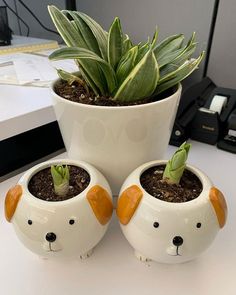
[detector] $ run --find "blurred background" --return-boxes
[0,0,235,89]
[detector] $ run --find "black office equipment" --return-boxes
[0,6,11,45]
[170,77,216,146]
[0,122,65,182]
[217,108,236,153]
[190,87,236,145]
[170,76,236,151]
[190,108,220,145]
[65,0,77,10]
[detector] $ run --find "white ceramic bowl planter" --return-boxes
[116,160,227,264]
[5,159,113,259]
[51,83,181,195]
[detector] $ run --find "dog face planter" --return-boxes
[5,159,113,259]
[117,160,227,264]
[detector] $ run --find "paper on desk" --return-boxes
[14,53,78,85]
[0,55,18,85]
[0,52,78,86]
[0,62,18,85]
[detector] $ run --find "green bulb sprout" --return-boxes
[51,165,70,196]
[163,142,191,184]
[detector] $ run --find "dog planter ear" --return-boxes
[5,185,22,222]
[116,185,143,225]
[209,187,227,228]
[86,185,113,225]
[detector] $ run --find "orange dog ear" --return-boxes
[209,187,227,228]
[116,185,143,225]
[5,185,23,222]
[86,185,113,225]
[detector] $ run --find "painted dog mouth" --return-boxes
[46,242,62,253]
[168,246,182,256]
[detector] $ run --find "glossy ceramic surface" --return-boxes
[51,82,182,195]
[5,159,113,259]
[117,160,227,264]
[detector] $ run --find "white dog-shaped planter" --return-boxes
[117,161,227,264]
[5,159,113,259]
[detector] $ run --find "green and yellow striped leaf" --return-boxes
[76,12,108,61]
[151,27,159,49]
[56,69,89,93]
[154,52,204,95]
[108,17,123,70]
[160,32,197,75]
[136,42,150,64]
[123,34,133,54]
[116,46,138,84]
[49,47,117,94]
[48,6,85,47]
[154,34,184,61]
[114,49,159,101]
[62,10,101,56]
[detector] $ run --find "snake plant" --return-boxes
[48,5,204,102]
[163,142,191,184]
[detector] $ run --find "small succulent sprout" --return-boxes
[163,142,191,184]
[51,165,70,196]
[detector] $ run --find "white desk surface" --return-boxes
[0,47,77,141]
[0,84,55,141]
[0,141,235,295]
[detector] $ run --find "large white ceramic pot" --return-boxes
[5,159,113,259]
[116,160,227,264]
[51,81,182,195]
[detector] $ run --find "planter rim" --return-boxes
[51,78,182,110]
[18,159,98,207]
[126,160,213,208]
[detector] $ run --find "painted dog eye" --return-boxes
[28,220,33,225]
[153,222,159,228]
[196,222,202,228]
[69,219,75,225]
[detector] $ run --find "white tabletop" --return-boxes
[0,47,77,141]
[0,142,235,295]
[0,84,55,140]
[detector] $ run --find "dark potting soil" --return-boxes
[140,165,203,203]
[54,80,176,107]
[28,165,90,201]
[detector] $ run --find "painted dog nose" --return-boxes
[45,232,57,243]
[173,236,183,246]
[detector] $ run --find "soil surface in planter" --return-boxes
[54,80,176,107]
[140,165,203,203]
[28,165,90,201]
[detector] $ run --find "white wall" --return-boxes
[77,0,212,47]
[207,0,236,88]
[0,0,64,42]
